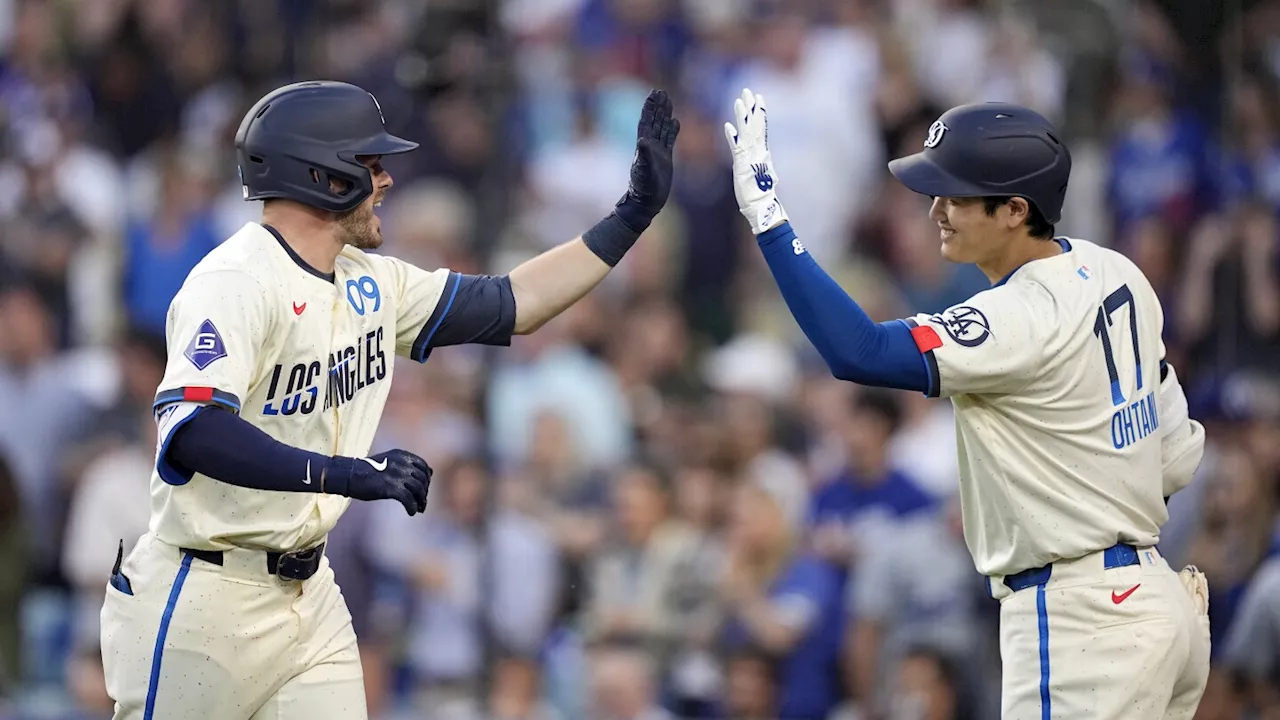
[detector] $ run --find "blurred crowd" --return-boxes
[0,0,1279,718]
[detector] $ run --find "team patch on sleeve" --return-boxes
[930,305,991,347]
[184,319,228,370]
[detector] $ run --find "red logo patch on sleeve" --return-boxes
[183,386,215,403]
[910,324,943,353]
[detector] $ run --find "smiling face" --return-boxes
[334,155,391,250]
[928,195,1028,266]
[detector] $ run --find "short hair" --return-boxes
[902,644,960,688]
[122,324,168,367]
[983,197,1055,240]
[851,388,904,435]
[724,644,782,687]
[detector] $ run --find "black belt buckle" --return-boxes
[273,543,324,581]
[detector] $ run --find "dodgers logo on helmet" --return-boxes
[924,120,948,148]
[931,305,990,347]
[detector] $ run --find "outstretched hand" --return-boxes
[724,87,788,234]
[616,89,681,231]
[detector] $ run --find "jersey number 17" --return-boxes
[1093,284,1143,407]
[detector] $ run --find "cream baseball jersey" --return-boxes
[904,238,1205,576]
[150,222,455,552]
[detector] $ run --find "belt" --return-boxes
[180,543,326,581]
[1002,542,1140,593]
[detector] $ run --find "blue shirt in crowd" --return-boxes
[123,212,221,334]
[809,468,936,533]
[722,554,844,720]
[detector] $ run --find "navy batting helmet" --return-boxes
[235,81,418,214]
[887,103,1071,224]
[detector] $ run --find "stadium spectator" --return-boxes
[0,452,22,701]
[887,645,975,720]
[718,479,843,720]
[584,463,701,666]
[720,647,778,720]
[486,654,563,720]
[586,643,674,720]
[843,497,992,718]
[807,389,935,576]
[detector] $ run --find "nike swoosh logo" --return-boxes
[1112,584,1141,604]
[303,459,312,484]
[360,457,388,472]
[293,302,306,315]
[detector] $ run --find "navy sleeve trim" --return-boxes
[411,271,462,361]
[410,272,516,362]
[1160,358,1169,382]
[901,319,941,398]
[153,387,242,413]
[156,406,208,486]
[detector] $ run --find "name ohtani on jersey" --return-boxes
[262,328,387,416]
[1111,390,1159,450]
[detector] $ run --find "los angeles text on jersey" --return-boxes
[261,328,387,416]
[1111,390,1159,450]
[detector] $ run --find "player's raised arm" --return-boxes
[724,89,1058,397]
[722,88,930,392]
[387,90,680,360]
[506,89,678,332]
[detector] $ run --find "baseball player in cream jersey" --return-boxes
[100,81,680,719]
[724,89,1211,718]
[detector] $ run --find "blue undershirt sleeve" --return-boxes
[755,222,929,393]
[165,406,333,492]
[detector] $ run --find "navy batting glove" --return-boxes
[617,88,680,230]
[323,449,432,516]
[584,89,681,266]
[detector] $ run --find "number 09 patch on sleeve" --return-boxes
[184,319,228,370]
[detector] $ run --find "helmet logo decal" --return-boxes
[369,93,385,125]
[924,120,948,149]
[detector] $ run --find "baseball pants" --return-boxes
[101,532,367,719]
[988,544,1210,720]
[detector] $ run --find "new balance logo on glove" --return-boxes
[725,89,789,234]
[752,163,774,191]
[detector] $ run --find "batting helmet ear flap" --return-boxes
[307,166,361,203]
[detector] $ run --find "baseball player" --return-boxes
[99,80,679,720]
[724,88,1211,719]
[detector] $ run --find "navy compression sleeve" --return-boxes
[165,406,336,492]
[756,222,929,392]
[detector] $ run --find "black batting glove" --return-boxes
[615,88,681,232]
[323,449,432,516]
[583,89,682,266]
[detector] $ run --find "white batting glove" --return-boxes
[724,87,789,235]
